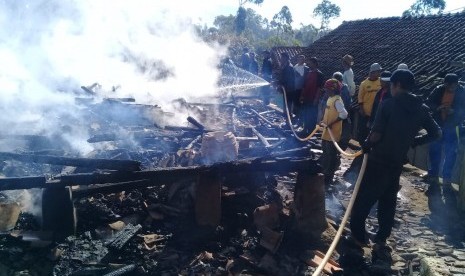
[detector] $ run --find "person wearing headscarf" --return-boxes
[320,78,348,187]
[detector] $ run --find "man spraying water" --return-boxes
[346,69,441,269]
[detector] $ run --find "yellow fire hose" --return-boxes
[280,86,368,275]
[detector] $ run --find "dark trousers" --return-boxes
[350,159,402,244]
[340,119,352,151]
[428,126,458,180]
[261,84,271,105]
[285,90,301,116]
[357,115,370,142]
[300,103,318,133]
[322,140,340,185]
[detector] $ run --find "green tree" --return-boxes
[238,0,264,5]
[313,0,341,30]
[235,0,264,34]
[271,6,293,38]
[402,0,446,16]
[294,24,318,46]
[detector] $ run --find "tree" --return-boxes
[313,0,341,30]
[235,0,264,34]
[294,24,318,46]
[238,0,264,5]
[402,0,446,17]
[271,6,293,38]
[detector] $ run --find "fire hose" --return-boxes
[280,86,368,275]
[281,86,321,141]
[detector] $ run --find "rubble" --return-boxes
[0,95,463,276]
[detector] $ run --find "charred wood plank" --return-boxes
[185,135,202,150]
[72,179,153,198]
[0,152,141,171]
[102,264,137,276]
[249,108,276,127]
[164,125,204,133]
[187,116,205,131]
[87,129,185,143]
[106,224,142,250]
[80,86,96,95]
[105,97,136,103]
[0,176,47,191]
[251,127,271,148]
[0,157,321,190]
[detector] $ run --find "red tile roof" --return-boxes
[272,13,465,95]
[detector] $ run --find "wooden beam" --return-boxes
[0,152,141,171]
[0,157,321,191]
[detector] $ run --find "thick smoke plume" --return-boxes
[0,0,226,154]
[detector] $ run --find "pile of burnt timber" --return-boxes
[0,98,333,275]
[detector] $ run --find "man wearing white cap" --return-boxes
[397,63,409,70]
[357,63,382,141]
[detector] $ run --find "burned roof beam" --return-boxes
[0,152,141,172]
[0,156,321,191]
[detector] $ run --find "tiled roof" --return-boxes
[272,13,465,95]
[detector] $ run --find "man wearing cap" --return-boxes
[397,63,409,70]
[425,73,465,195]
[342,55,356,96]
[369,71,392,127]
[357,63,382,141]
[347,70,441,266]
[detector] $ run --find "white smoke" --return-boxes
[0,0,226,154]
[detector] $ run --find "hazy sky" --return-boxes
[196,0,465,28]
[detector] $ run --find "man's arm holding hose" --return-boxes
[361,101,387,152]
[321,99,348,127]
[412,104,442,147]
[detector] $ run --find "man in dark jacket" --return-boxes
[249,52,259,75]
[300,57,324,134]
[425,73,465,194]
[348,70,441,266]
[279,52,296,115]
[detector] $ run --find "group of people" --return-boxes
[276,52,465,268]
[278,53,356,186]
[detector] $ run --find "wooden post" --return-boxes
[195,172,221,227]
[294,172,330,243]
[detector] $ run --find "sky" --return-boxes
[195,0,465,29]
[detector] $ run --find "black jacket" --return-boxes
[369,88,392,127]
[425,84,465,128]
[370,93,441,166]
[294,65,310,90]
[261,58,273,81]
[279,63,295,93]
